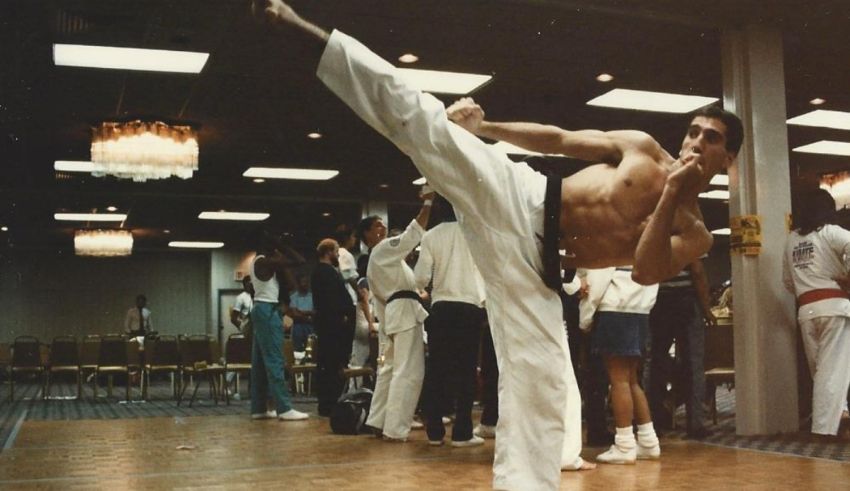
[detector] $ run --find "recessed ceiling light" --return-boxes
[53,44,209,73]
[712,228,731,236]
[398,53,419,64]
[596,73,614,82]
[106,206,118,212]
[412,177,427,185]
[198,211,269,221]
[698,190,730,200]
[0,226,7,232]
[379,184,389,189]
[164,229,171,234]
[787,110,850,130]
[709,174,729,186]
[307,132,322,139]
[587,89,718,113]
[809,98,826,106]
[169,241,224,249]
[397,68,492,95]
[54,213,127,222]
[243,167,339,180]
[322,212,331,217]
[793,140,850,156]
[253,178,266,183]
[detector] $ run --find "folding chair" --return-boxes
[45,335,81,399]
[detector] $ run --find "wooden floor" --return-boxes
[0,415,848,490]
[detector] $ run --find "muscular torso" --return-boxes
[559,146,701,269]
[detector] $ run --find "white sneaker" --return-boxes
[279,409,309,421]
[451,435,485,448]
[410,420,424,430]
[473,424,496,439]
[596,444,636,464]
[251,410,277,420]
[441,416,452,424]
[637,443,660,460]
[428,439,444,446]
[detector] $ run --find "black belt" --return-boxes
[387,290,426,308]
[542,176,574,290]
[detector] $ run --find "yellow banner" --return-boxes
[730,214,762,255]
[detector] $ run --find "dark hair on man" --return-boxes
[334,224,354,245]
[794,188,836,235]
[136,294,146,303]
[356,215,382,242]
[692,105,744,155]
[255,229,285,256]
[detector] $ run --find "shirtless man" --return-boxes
[253,2,742,489]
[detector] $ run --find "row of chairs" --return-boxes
[1,334,252,406]
[1,333,374,404]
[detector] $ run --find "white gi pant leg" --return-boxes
[560,330,585,470]
[366,326,391,430]
[800,316,850,435]
[366,324,425,439]
[318,31,571,490]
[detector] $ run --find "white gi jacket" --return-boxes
[367,219,429,335]
[414,221,486,307]
[783,224,850,320]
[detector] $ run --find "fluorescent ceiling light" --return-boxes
[698,190,730,200]
[712,228,731,236]
[587,89,718,113]
[397,68,491,95]
[793,140,850,156]
[243,167,338,180]
[412,177,427,185]
[169,241,224,249]
[55,213,127,222]
[198,211,269,221]
[53,44,209,73]
[787,110,850,130]
[710,174,729,186]
[55,160,95,172]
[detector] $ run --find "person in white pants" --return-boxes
[255,2,742,488]
[359,197,432,441]
[783,189,850,439]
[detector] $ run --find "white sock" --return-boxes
[636,422,658,447]
[614,426,636,449]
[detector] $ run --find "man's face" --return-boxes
[364,219,387,247]
[680,116,735,183]
[298,276,308,292]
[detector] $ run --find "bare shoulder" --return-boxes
[606,130,664,155]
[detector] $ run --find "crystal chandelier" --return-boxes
[74,229,134,257]
[90,120,199,182]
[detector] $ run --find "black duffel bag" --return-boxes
[330,387,373,435]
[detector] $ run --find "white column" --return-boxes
[721,25,798,434]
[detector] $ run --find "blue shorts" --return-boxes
[591,311,649,357]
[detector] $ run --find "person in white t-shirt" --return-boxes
[783,189,850,439]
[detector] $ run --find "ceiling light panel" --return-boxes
[793,140,850,156]
[787,110,850,130]
[698,190,730,200]
[243,167,339,180]
[53,44,209,73]
[396,68,492,95]
[710,174,729,186]
[198,211,269,221]
[587,89,718,113]
[55,213,127,222]
[169,241,224,249]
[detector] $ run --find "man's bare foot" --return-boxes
[561,458,597,471]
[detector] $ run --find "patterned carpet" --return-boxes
[1,379,848,462]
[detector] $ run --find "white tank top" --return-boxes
[251,255,280,303]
